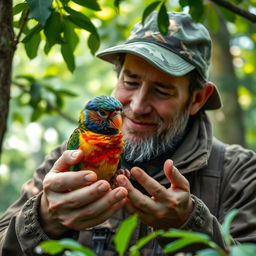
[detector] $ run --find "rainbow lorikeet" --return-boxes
[67,96,124,181]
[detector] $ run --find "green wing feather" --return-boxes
[67,128,81,171]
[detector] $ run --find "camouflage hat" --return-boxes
[96,11,222,110]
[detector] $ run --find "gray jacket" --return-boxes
[1,112,256,255]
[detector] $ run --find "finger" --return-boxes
[117,174,158,212]
[47,180,112,210]
[52,150,84,172]
[164,159,190,191]
[60,187,128,229]
[43,170,97,192]
[130,167,169,200]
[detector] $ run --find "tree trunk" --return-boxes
[209,18,246,146]
[0,0,15,160]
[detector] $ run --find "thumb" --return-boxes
[164,159,190,191]
[52,150,84,172]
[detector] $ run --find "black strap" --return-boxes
[92,228,110,255]
[197,138,226,217]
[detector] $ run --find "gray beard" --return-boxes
[123,108,190,163]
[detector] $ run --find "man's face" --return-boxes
[112,54,192,162]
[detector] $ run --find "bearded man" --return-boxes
[1,11,256,256]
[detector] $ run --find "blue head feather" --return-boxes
[82,96,123,135]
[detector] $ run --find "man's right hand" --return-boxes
[40,150,128,239]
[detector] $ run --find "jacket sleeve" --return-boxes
[0,143,66,256]
[157,144,256,254]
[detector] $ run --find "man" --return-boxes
[1,11,256,255]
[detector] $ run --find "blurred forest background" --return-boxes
[0,0,256,214]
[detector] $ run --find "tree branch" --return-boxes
[14,8,30,49]
[13,81,77,124]
[210,0,256,22]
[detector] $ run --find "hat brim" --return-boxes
[96,41,222,110]
[96,41,195,77]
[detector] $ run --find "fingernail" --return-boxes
[98,182,109,192]
[118,176,126,186]
[115,190,125,200]
[84,173,95,182]
[132,168,141,177]
[71,150,79,159]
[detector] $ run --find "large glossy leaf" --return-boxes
[24,29,41,59]
[157,3,169,35]
[114,214,138,256]
[71,0,101,11]
[65,6,98,34]
[61,42,75,72]
[44,11,63,51]
[13,2,28,15]
[196,248,221,256]
[88,33,100,55]
[188,0,205,22]
[63,17,79,52]
[25,0,52,25]
[221,209,239,247]
[142,1,161,25]
[22,23,43,43]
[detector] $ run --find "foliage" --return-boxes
[37,210,256,256]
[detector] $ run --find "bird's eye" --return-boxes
[97,110,108,118]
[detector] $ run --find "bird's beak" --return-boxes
[109,113,122,131]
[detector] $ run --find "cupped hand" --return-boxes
[40,150,128,238]
[116,159,193,230]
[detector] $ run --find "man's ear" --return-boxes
[189,82,214,115]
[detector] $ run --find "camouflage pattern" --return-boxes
[96,11,222,110]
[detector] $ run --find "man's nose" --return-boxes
[130,84,152,115]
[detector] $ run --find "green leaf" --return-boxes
[39,239,96,256]
[65,6,98,35]
[114,214,138,256]
[25,0,53,25]
[31,106,44,121]
[164,237,206,253]
[29,82,41,107]
[196,248,221,256]
[157,3,169,35]
[219,6,236,23]
[58,89,77,97]
[61,41,75,72]
[230,243,256,256]
[142,1,161,25]
[15,75,36,83]
[207,7,220,33]
[188,0,205,22]
[44,11,63,51]
[24,26,41,59]
[179,0,189,8]
[13,3,28,15]
[162,229,210,241]
[71,0,101,11]
[63,17,79,52]
[221,209,239,247]
[22,23,43,43]
[88,33,100,55]
[130,230,164,256]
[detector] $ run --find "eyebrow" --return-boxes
[123,69,176,90]
[123,69,140,79]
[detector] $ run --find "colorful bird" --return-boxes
[67,96,124,181]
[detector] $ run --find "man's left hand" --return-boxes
[116,159,193,229]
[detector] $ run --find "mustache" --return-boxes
[122,108,162,124]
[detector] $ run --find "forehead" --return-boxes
[122,54,190,85]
